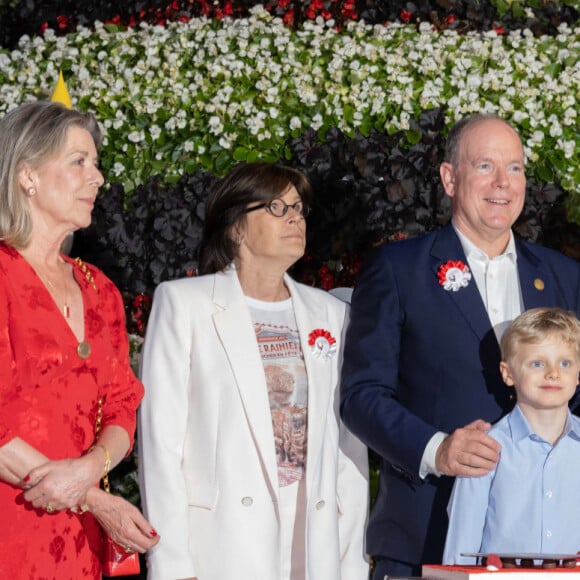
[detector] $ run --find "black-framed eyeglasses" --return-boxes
[243,198,311,218]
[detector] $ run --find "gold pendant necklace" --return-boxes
[30,256,95,360]
[74,258,97,360]
[37,264,70,318]
[76,341,91,359]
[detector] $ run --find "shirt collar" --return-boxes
[452,221,517,264]
[508,403,580,443]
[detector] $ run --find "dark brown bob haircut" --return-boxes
[198,161,312,274]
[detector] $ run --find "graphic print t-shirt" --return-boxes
[247,296,307,487]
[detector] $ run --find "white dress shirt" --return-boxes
[455,226,523,341]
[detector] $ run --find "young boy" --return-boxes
[443,307,580,564]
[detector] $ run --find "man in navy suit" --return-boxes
[340,113,580,579]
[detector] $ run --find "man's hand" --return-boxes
[436,419,501,477]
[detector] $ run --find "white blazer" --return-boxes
[138,267,369,580]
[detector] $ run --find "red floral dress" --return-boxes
[0,243,144,580]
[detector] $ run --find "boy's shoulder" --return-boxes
[487,411,514,442]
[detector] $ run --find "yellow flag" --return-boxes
[50,70,72,109]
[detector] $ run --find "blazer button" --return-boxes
[241,496,253,507]
[315,500,325,510]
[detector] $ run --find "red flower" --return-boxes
[56,15,69,30]
[493,25,505,35]
[400,9,413,23]
[282,8,294,26]
[106,14,122,25]
[446,14,456,24]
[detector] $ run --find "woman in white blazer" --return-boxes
[138,162,369,580]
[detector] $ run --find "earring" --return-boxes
[26,187,36,197]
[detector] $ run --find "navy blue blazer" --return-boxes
[340,223,580,566]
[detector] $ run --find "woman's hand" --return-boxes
[21,425,132,513]
[86,488,160,553]
[21,453,103,512]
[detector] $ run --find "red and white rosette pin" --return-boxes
[437,259,472,292]
[308,329,337,360]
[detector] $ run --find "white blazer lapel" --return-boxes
[286,276,335,488]
[212,268,279,495]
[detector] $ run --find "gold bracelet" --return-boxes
[89,444,111,479]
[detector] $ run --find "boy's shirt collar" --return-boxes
[507,403,580,444]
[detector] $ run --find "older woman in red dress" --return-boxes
[0,101,159,579]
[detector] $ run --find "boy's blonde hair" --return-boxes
[500,307,580,362]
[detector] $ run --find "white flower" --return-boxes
[150,125,162,141]
[112,162,126,176]
[290,116,302,131]
[127,131,145,143]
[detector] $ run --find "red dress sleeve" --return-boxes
[75,259,144,451]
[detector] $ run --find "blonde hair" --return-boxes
[0,100,102,249]
[500,307,580,362]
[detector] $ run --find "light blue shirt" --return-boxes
[443,404,580,564]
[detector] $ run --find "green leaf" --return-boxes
[406,128,422,145]
[536,163,554,183]
[233,147,248,161]
[215,151,232,174]
[246,149,261,163]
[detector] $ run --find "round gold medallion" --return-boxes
[77,341,91,359]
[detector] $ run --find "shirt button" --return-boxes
[315,500,325,510]
[546,531,552,538]
[241,497,253,507]
[545,490,553,498]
